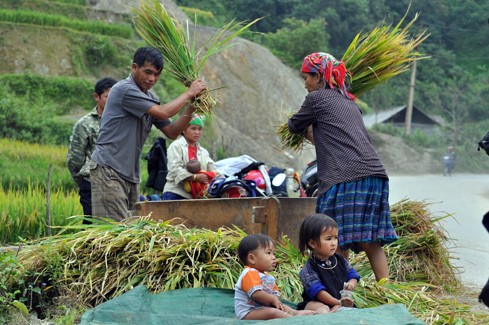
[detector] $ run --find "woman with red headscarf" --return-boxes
[288,52,397,283]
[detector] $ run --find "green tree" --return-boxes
[443,0,489,67]
[314,0,372,56]
[260,18,329,69]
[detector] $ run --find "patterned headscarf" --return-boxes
[301,52,355,100]
[188,114,206,128]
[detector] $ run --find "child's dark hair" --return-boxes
[133,47,164,72]
[94,77,117,96]
[238,233,274,265]
[186,159,201,174]
[299,213,338,254]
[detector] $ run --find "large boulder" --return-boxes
[92,0,316,171]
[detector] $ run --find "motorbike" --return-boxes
[211,155,288,198]
[442,155,454,176]
[300,160,318,197]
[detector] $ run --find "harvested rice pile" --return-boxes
[9,200,489,324]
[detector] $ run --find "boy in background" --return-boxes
[67,77,117,220]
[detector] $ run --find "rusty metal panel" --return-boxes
[135,197,280,237]
[276,197,316,246]
[134,197,316,247]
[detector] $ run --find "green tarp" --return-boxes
[80,285,425,325]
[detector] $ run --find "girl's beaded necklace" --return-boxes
[314,254,337,270]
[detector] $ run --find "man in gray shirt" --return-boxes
[91,47,207,221]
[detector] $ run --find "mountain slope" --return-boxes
[0,0,440,174]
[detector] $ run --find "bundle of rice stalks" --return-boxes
[275,113,310,153]
[273,236,307,302]
[277,10,428,152]
[131,0,260,114]
[342,11,429,96]
[17,217,245,306]
[351,200,459,289]
[389,199,459,289]
[353,279,487,324]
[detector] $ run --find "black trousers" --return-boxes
[481,211,489,306]
[79,179,92,224]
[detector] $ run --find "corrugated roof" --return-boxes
[363,105,444,128]
[363,106,405,128]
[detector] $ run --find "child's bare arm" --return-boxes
[315,290,340,307]
[344,279,357,291]
[250,291,284,311]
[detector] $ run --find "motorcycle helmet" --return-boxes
[219,179,252,198]
[243,170,266,189]
[207,176,227,198]
[220,185,248,198]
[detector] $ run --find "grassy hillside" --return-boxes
[2,0,489,173]
[0,0,188,146]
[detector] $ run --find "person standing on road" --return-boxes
[90,47,207,221]
[67,77,117,220]
[288,52,398,281]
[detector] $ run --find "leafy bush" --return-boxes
[68,33,135,76]
[372,123,404,137]
[405,129,436,148]
[0,252,28,323]
[255,18,329,69]
[0,88,76,145]
[0,74,92,109]
[0,75,94,145]
[179,6,221,28]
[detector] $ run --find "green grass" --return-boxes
[0,139,74,192]
[0,185,82,243]
[1,0,132,23]
[0,9,133,38]
[0,137,164,242]
[0,138,82,243]
[0,73,93,110]
[2,0,88,20]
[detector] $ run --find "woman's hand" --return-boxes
[194,174,210,184]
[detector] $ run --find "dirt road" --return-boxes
[389,173,489,289]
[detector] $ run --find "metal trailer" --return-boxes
[134,197,316,247]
